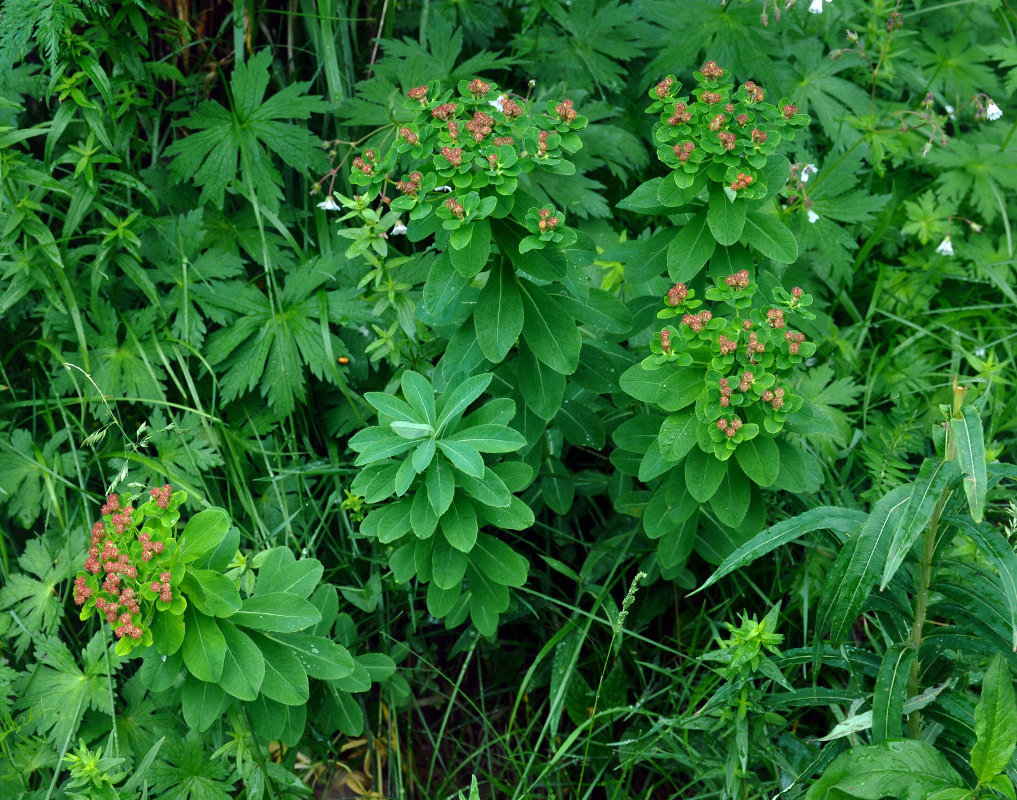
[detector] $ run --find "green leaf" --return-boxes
[188,569,242,617]
[694,506,867,595]
[432,537,469,590]
[181,607,226,683]
[249,633,309,705]
[265,633,354,681]
[437,439,485,478]
[424,252,470,315]
[951,405,987,523]
[818,485,911,646]
[427,581,462,618]
[519,281,582,375]
[256,557,324,599]
[476,496,535,530]
[179,508,231,563]
[401,371,436,426]
[426,455,456,516]
[709,463,751,528]
[658,511,698,573]
[470,534,529,587]
[411,489,439,539]
[685,447,727,503]
[449,217,491,276]
[971,654,1017,783]
[181,674,229,732]
[149,733,235,800]
[217,621,265,701]
[734,435,780,487]
[360,498,413,543]
[448,424,526,453]
[872,647,916,744]
[658,409,697,463]
[667,210,715,283]
[457,467,512,509]
[706,187,746,246]
[230,593,322,632]
[741,209,798,264]
[951,516,1017,652]
[625,228,679,284]
[436,373,493,433]
[440,495,479,552]
[882,459,959,589]
[805,740,963,800]
[475,262,523,362]
[516,341,566,420]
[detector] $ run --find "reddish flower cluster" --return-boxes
[725,270,751,290]
[407,85,428,101]
[730,172,754,191]
[397,172,422,196]
[150,571,174,604]
[466,111,494,142]
[701,61,725,80]
[656,77,675,100]
[717,335,738,355]
[536,130,550,157]
[761,387,786,410]
[718,377,733,407]
[447,120,460,140]
[100,494,120,515]
[736,113,749,126]
[487,153,499,169]
[766,308,786,329]
[708,113,727,131]
[716,416,744,438]
[743,81,765,102]
[791,286,804,300]
[441,146,464,167]
[73,576,93,605]
[493,136,514,146]
[785,331,806,355]
[667,283,689,306]
[137,530,164,562]
[445,197,465,219]
[537,208,560,233]
[432,103,458,120]
[660,329,672,352]
[669,103,692,125]
[751,128,768,145]
[782,104,798,120]
[681,310,712,333]
[674,141,696,163]
[738,371,754,392]
[352,156,373,176]
[717,131,736,150]
[500,98,524,119]
[701,91,722,105]
[747,332,765,356]
[555,99,577,124]
[149,484,172,510]
[725,103,735,113]
[399,127,419,145]
[468,78,491,97]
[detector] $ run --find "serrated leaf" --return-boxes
[971,653,1017,783]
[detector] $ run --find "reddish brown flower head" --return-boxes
[352,157,373,176]
[440,146,464,167]
[751,129,768,145]
[782,104,798,119]
[396,172,423,197]
[100,494,120,516]
[398,127,418,145]
[667,283,689,306]
[709,113,727,131]
[655,77,675,100]
[701,60,725,80]
[555,99,577,124]
[466,110,495,142]
[669,103,692,125]
[445,197,465,219]
[407,85,428,101]
[493,136,514,146]
[660,329,671,352]
[674,141,695,163]
[702,91,722,105]
[791,286,804,299]
[766,308,786,329]
[724,269,751,290]
[468,78,491,97]
[730,172,754,191]
[718,335,738,355]
[431,102,458,120]
[736,113,749,126]
[717,131,736,150]
[743,81,765,102]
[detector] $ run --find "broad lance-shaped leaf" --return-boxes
[817,485,911,646]
[667,210,715,283]
[881,458,959,589]
[741,209,798,264]
[872,646,916,744]
[693,506,867,595]
[951,405,987,523]
[949,516,1017,652]
[804,740,963,800]
[475,262,523,362]
[971,653,1017,784]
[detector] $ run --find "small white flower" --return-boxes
[489,94,507,112]
[808,0,826,13]
[974,347,987,358]
[801,163,818,183]
[986,101,1003,121]
[935,237,954,256]
[944,103,955,119]
[807,209,820,224]
[435,185,453,193]
[390,222,408,236]
[317,195,340,211]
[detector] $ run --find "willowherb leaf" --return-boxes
[950,405,987,523]
[971,653,1017,784]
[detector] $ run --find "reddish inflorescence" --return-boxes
[667,283,689,306]
[656,77,675,100]
[555,99,577,124]
[669,103,692,125]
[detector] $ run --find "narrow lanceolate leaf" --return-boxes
[872,646,916,744]
[693,506,867,595]
[951,405,987,523]
[436,374,493,433]
[518,281,582,375]
[971,653,1017,783]
[818,484,911,646]
[950,516,1017,652]
[881,459,959,589]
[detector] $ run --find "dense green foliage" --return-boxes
[2,0,1017,797]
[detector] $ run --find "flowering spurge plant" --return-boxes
[73,487,379,741]
[326,77,586,278]
[614,273,819,569]
[349,370,532,636]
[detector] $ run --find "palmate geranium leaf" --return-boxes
[149,732,236,800]
[165,49,330,212]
